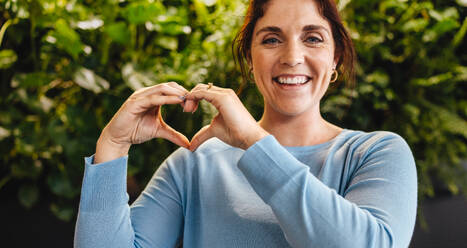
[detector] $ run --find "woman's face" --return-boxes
[250,0,337,117]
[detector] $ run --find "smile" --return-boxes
[273,75,310,85]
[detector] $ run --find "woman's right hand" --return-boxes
[94,82,192,164]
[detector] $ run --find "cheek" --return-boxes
[251,50,275,84]
[314,48,334,66]
[251,49,269,71]
[307,49,335,77]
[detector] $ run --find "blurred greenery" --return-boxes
[0,0,465,224]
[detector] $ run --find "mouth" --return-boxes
[272,75,311,85]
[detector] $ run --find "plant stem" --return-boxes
[0,19,14,47]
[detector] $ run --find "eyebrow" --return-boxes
[255,25,330,36]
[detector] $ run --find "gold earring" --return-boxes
[330,69,338,83]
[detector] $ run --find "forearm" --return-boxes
[264,166,392,247]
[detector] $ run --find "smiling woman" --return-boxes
[74,0,417,247]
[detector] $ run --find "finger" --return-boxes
[183,83,214,112]
[183,99,198,113]
[138,95,184,110]
[189,125,214,152]
[185,88,224,109]
[190,83,222,93]
[166,82,189,93]
[133,82,188,98]
[158,123,190,148]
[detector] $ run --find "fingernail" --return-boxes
[178,95,186,101]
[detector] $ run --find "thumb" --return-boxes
[157,123,190,149]
[189,125,214,152]
[183,99,199,113]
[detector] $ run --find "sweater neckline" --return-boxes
[283,129,350,154]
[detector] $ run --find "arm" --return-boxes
[74,82,191,248]
[74,153,185,248]
[237,133,417,248]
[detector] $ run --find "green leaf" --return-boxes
[123,2,165,25]
[437,109,467,138]
[155,36,178,50]
[0,49,17,69]
[50,203,74,222]
[412,72,453,87]
[452,17,467,47]
[10,72,53,88]
[11,160,43,179]
[122,63,156,90]
[401,19,429,32]
[423,19,459,42]
[51,19,84,59]
[200,0,217,7]
[72,67,110,93]
[365,70,389,87]
[0,126,10,140]
[18,185,39,209]
[47,173,76,199]
[193,0,210,25]
[453,66,467,83]
[159,23,192,36]
[403,104,421,125]
[447,182,459,195]
[104,22,131,44]
[0,175,12,190]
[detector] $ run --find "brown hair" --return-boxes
[232,0,356,87]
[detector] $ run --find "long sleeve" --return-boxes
[74,153,185,248]
[237,133,417,248]
[74,155,134,248]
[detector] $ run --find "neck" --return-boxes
[258,104,342,147]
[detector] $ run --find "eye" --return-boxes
[262,37,281,45]
[305,36,323,44]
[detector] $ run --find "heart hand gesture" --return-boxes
[94,82,269,164]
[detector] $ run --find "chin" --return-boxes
[270,101,313,118]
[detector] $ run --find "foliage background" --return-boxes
[0,0,466,224]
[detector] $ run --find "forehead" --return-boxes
[254,0,331,34]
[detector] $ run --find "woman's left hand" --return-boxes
[184,83,269,151]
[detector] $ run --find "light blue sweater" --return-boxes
[74,130,417,248]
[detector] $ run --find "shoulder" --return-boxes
[339,130,416,176]
[340,129,411,154]
[338,130,415,169]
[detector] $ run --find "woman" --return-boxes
[74,0,417,247]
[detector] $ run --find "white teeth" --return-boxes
[277,76,308,84]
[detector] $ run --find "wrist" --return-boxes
[94,132,131,164]
[241,127,269,150]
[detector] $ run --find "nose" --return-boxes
[279,41,304,67]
